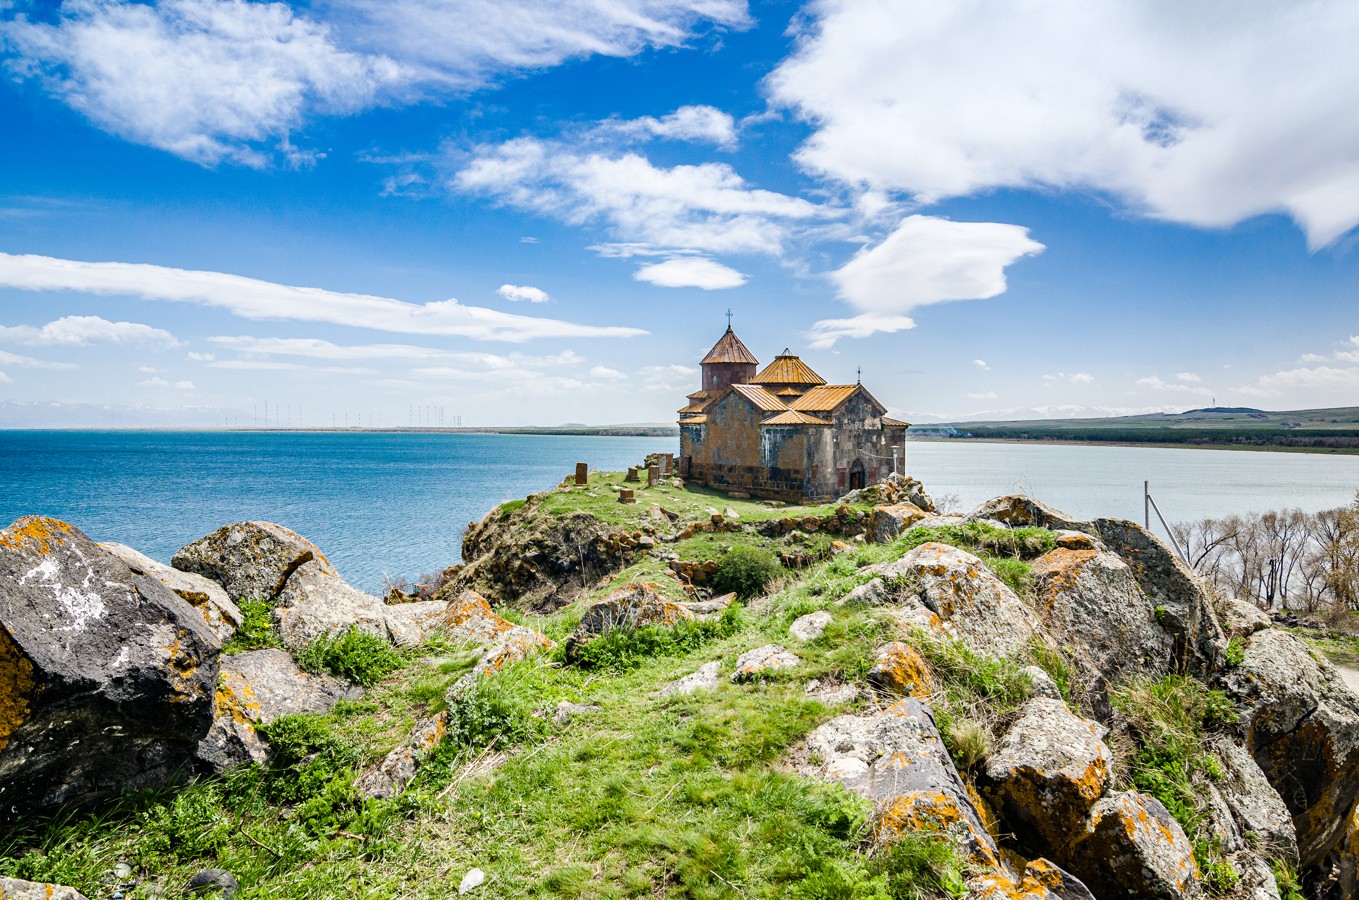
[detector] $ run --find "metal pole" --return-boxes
[1144,480,1150,530]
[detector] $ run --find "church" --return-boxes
[677,323,910,502]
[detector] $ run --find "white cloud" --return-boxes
[0,314,180,347]
[137,376,169,388]
[0,349,78,370]
[972,359,989,370]
[966,390,997,400]
[174,380,194,390]
[497,284,549,303]
[136,365,159,374]
[206,335,587,374]
[589,365,627,380]
[606,105,738,148]
[633,257,747,290]
[1237,365,1359,399]
[1043,372,1096,386]
[186,351,215,361]
[0,252,645,342]
[1135,374,1210,395]
[455,138,825,256]
[2,0,747,165]
[808,215,1044,346]
[0,371,11,384]
[1069,373,1094,385]
[767,1,1359,248]
[639,363,697,392]
[208,359,378,374]
[1176,372,1202,383]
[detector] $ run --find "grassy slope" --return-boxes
[0,481,1060,900]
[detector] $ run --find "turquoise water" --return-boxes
[2,431,1357,593]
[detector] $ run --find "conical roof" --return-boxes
[751,349,826,387]
[701,326,759,366]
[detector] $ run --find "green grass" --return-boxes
[1287,628,1359,669]
[221,599,283,654]
[563,605,745,672]
[298,627,406,687]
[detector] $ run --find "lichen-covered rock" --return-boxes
[730,644,800,681]
[1021,665,1062,700]
[470,626,555,677]
[982,699,1111,853]
[172,520,334,604]
[1053,530,1102,552]
[867,502,928,543]
[966,496,1096,535]
[0,876,90,899]
[1070,791,1202,900]
[101,541,243,643]
[382,599,449,646]
[788,610,832,641]
[273,559,391,650]
[1030,548,1173,690]
[443,590,520,643]
[866,642,935,698]
[1092,518,1226,675]
[354,711,449,799]
[864,541,1047,658]
[1010,859,1098,900]
[563,582,693,661]
[658,661,721,697]
[0,516,218,819]
[1218,627,1359,868]
[1209,738,1298,864]
[1216,598,1272,640]
[196,649,357,772]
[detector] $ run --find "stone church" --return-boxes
[677,324,910,502]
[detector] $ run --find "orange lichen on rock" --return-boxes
[1032,548,1099,606]
[867,642,935,698]
[0,516,76,555]
[0,629,36,753]
[442,590,518,643]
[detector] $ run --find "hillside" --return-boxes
[2,469,1357,899]
[913,406,1359,453]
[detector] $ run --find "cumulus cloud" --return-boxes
[2,0,748,165]
[186,351,215,361]
[137,376,169,387]
[0,252,645,342]
[455,138,825,256]
[0,314,180,347]
[589,365,627,380]
[967,390,997,400]
[497,284,549,303]
[0,371,11,384]
[972,359,989,370]
[807,215,1044,347]
[1135,374,1210,395]
[639,363,697,392]
[767,0,1359,248]
[174,380,194,389]
[1176,372,1202,383]
[633,257,747,289]
[0,349,78,370]
[1237,366,1359,399]
[605,105,738,148]
[1043,372,1095,386]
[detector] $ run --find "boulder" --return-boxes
[966,496,1096,535]
[1054,530,1102,551]
[563,582,693,661]
[866,642,935,698]
[0,877,89,899]
[730,644,800,681]
[354,711,449,799]
[864,541,1047,658]
[443,590,521,643]
[1069,791,1201,900]
[982,699,1111,854]
[172,520,334,604]
[273,559,391,650]
[1008,859,1099,900]
[1218,627,1359,867]
[382,599,449,646]
[1216,598,1272,640]
[1021,665,1063,701]
[0,517,219,819]
[100,542,243,643]
[1209,738,1298,865]
[196,649,358,772]
[1092,518,1226,674]
[867,502,928,543]
[467,626,555,678]
[658,661,721,697]
[788,610,832,642]
[1030,548,1173,690]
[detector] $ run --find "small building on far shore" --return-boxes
[678,325,909,502]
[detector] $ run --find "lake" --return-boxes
[1,430,1356,592]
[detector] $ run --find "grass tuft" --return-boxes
[297,627,405,687]
[221,599,282,654]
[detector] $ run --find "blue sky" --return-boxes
[1,0,1357,427]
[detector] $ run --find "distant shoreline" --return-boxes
[907,435,1359,456]
[0,426,681,438]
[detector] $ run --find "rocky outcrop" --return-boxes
[172,521,333,605]
[788,610,832,641]
[659,661,721,697]
[730,644,799,681]
[1209,737,1298,865]
[563,582,693,661]
[100,542,243,643]
[0,877,89,899]
[196,649,358,772]
[0,516,219,819]
[966,495,1096,535]
[273,559,391,650]
[866,641,934,698]
[382,599,450,646]
[1069,791,1201,900]
[866,502,928,544]
[354,712,449,799]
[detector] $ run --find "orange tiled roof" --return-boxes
[882,417,911,428]
[764,409,832,426]
[790,384,860,412]
[729,383,788,412]
[701,327,759,365]
[751,351,826,387]
[680,414,708,424]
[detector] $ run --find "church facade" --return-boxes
[677,325,909,502]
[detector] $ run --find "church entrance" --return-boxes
[848,459,866,491]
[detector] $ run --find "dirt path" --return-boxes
[1337,664,1359,695]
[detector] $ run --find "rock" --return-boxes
[382,599,449,646]
[730,644,800,681]
[658,661,721,697]
[551,701,600,726]
[273,560,391,650]
[866,642,935,698]
[563,582,694,661]
[982,699,1111,854]
[1054,530,1102,551]
[1092,518,1226,675]
[1030,548,1173,691]
[866,502,928,543]
[1217,598,1273,640]
[1209,738,1298,864]
[466,626,555,680]
[722,507,740,520]
[354,712,449,799]
[1021,665,1063,700]
[183,869,239,898]
[1218,627,1359,867]
[1069,791,1202,900]
[0,877,90,899]
[457,868,485,895]
[1011,859,1099,900]
[864,541,1047,658]
[678,592,735,618]
[804,680,859,705]
[966,496,1096,535]
[443,590,520,643]
[788,610,833,641]
[196,649,358,772]
[172,521,334,604]
[100,542,243,643]
[0,516,219,819]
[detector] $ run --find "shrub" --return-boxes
[869,831,968,900]
[442,675,543,755]
[712,545,780,599]
[569,603,745,672]
[298,627,404,687]
[221,599,281,653]
[1224,635,1246,666]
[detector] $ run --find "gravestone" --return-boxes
[618,488,636,504]
[575,462,588,486]
[647,464,660,487]
[662,453,674,476]
[625,466,641,482]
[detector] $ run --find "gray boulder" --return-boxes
[1209,737,1298,865]
[273,559,390,650]
[354,712,449,799]
[866,502,928,544]
[382,599,449,646]
[965,495,1096,534]
[0,877,89,899]
[788,610,832,642]
[1216,598,1272,640]
[563,582,693,662]
[0,516,219,819]
[100,541,243,643]
[730,644,800,681]
[1070,791,1202,900]
[196,649,358,772]
[658,661,721,697]
[172,520,335,604]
